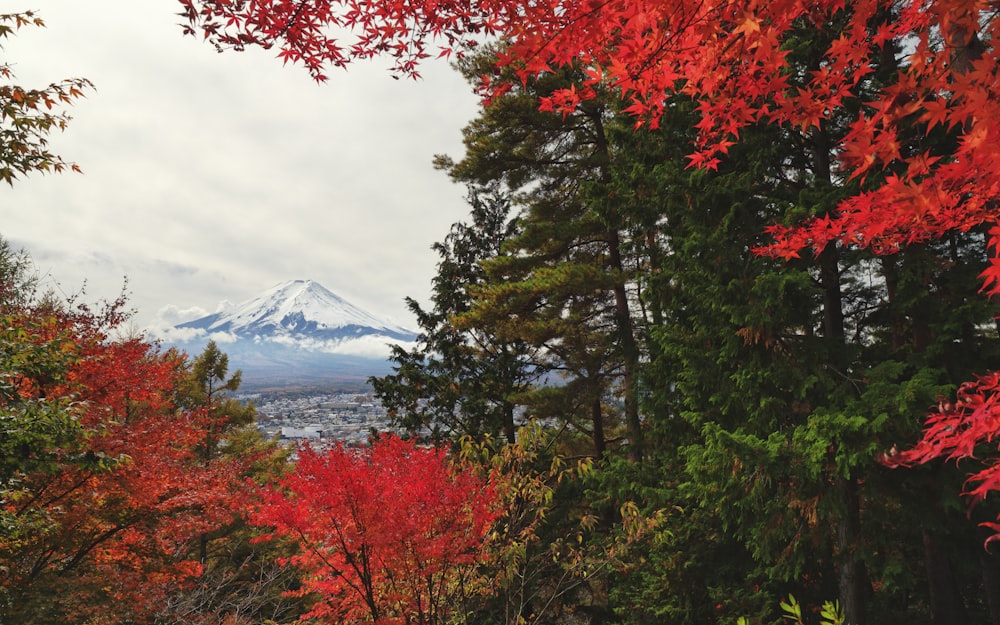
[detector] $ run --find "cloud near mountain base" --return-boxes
[146,305,212,342]
[267,334,416,359]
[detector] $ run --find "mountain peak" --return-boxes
[161,280,416,385]
[177,280,415,341]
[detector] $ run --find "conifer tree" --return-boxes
[180,339,258,462]
[442,50,652,461]
[616,17,1000,625]
[372,185,538,444]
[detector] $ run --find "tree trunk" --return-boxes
[591,395,607,459]
[836,476,868,625]
[978,526,1000,625]
[503,401,517,444]
[818,242,844,343]
[608,231,643,462]
[819,241,870,625]
[589,104,643,463]
[923,529,970,625]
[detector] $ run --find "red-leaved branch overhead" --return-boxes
[883,372,1000,543]
[180,0,1000,285]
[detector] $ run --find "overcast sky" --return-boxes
[4,1,481,336]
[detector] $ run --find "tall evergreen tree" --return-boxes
[614,14,1000,625]
[372,185,538,444]
[180,340,257,461]
[442,50,652,462]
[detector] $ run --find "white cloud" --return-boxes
[208,331,239,344]
[263,333,415,359]
[154,304,211,325]
[267,335,301,348]
[326,336,416,359]
[145,304,210,341]
[5,0,479,332]
[149,325,207,344]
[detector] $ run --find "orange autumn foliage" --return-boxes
[250,435,500,625]
[2,300,251,623]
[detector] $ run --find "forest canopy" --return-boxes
[5,1,1000,623]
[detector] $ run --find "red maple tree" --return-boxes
[250,435,499,625]
[2,298,252,623]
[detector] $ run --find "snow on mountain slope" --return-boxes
[153,280,416,385]
[177,279,415,341]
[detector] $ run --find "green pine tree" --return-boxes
[371,184,538,444]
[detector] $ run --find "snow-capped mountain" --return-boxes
[177,279,414,342]
[163,280,417,388]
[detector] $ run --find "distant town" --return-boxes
[240,390,399,447]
